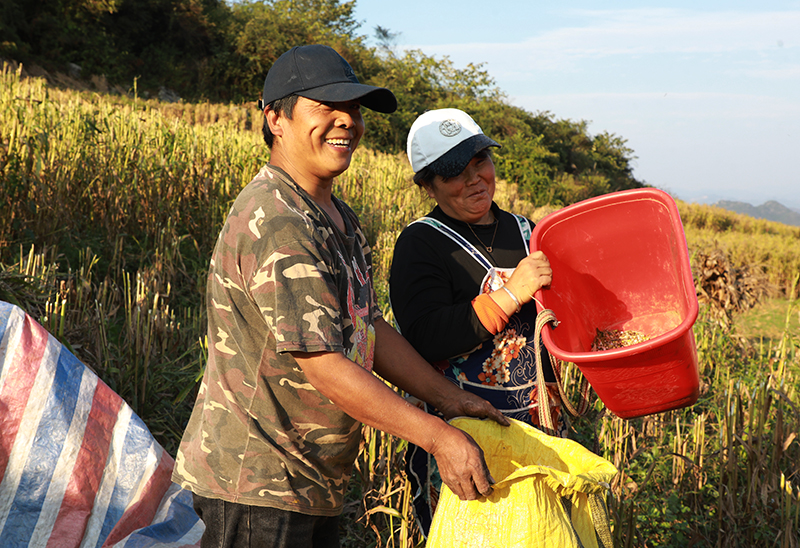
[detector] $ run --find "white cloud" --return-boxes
[741,64,800,80]
[510,92,800,122]
[409,9,800,76]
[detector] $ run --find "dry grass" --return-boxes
[680,202,800,298]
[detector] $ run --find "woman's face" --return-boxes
[425,151,496,224]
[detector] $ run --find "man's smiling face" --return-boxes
[276,96,365,186]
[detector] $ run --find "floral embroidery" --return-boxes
[450,365,467,382]
[478,328,526,386]
[481,268,512,294]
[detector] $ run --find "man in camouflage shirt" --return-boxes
[172,45,509,548]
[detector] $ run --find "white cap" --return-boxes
[406,108,499,177]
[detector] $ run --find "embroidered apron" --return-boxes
[410,216,566,431]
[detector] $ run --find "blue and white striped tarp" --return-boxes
[0,301,204,548]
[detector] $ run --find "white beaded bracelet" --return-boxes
[501,285,521,313]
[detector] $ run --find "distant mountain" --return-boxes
[714,200,800,227]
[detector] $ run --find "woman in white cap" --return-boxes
[390,108,565,535]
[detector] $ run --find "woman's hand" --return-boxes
[492,251,552,314]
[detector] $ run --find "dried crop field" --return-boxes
[2,65,799,547]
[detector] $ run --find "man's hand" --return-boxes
[428,422,496,501]
[435,390,510,427]
[294,345,500,501]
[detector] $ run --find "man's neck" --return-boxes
[269,144,333,198]
[268,158,344,232]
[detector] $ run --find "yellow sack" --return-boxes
[427,418,617,548]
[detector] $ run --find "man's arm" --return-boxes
[371,318,509,423]
[291,318,508,500]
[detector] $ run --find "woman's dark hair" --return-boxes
[412,165,437,189]
[262,94,300,148]
[413,148,493,188]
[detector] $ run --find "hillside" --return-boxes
[714,199,800,227]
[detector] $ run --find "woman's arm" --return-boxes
[390,227,489,361]
[389,224,551,362]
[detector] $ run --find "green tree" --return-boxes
[0,0,227,93]
[589,131,637,191]
[214,0,366,102]
[0,0,120,73]
[1,0,645,206]
[359,47,512,153]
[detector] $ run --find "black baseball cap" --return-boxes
[260,45,397,113]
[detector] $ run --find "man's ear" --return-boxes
[265,108,284,137]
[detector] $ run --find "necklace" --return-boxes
[467,219,499,253]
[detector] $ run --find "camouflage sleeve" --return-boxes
[249,236,345,354]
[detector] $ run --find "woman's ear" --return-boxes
[423,181,436,199]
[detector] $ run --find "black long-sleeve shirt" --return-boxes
[389,203,531,363]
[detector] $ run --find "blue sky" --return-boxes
[353,1,800,209]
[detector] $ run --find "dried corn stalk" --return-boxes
[592,328,650,351]
[692,249,770,328]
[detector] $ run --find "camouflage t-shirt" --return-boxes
[172,164,380,516]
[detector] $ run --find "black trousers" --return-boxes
[192,493,340,548]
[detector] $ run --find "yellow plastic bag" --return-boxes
[427,418,618,548]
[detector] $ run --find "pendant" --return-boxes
[486,247,493,253]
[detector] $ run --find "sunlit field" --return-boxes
[2,64,798,547]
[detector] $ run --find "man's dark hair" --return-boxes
[262,94,300,148]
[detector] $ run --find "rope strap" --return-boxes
[534,309,592,435]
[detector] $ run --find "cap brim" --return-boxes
[427,134,500,178]
[298,82,398,113]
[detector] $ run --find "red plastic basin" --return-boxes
[531,188,699,418]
